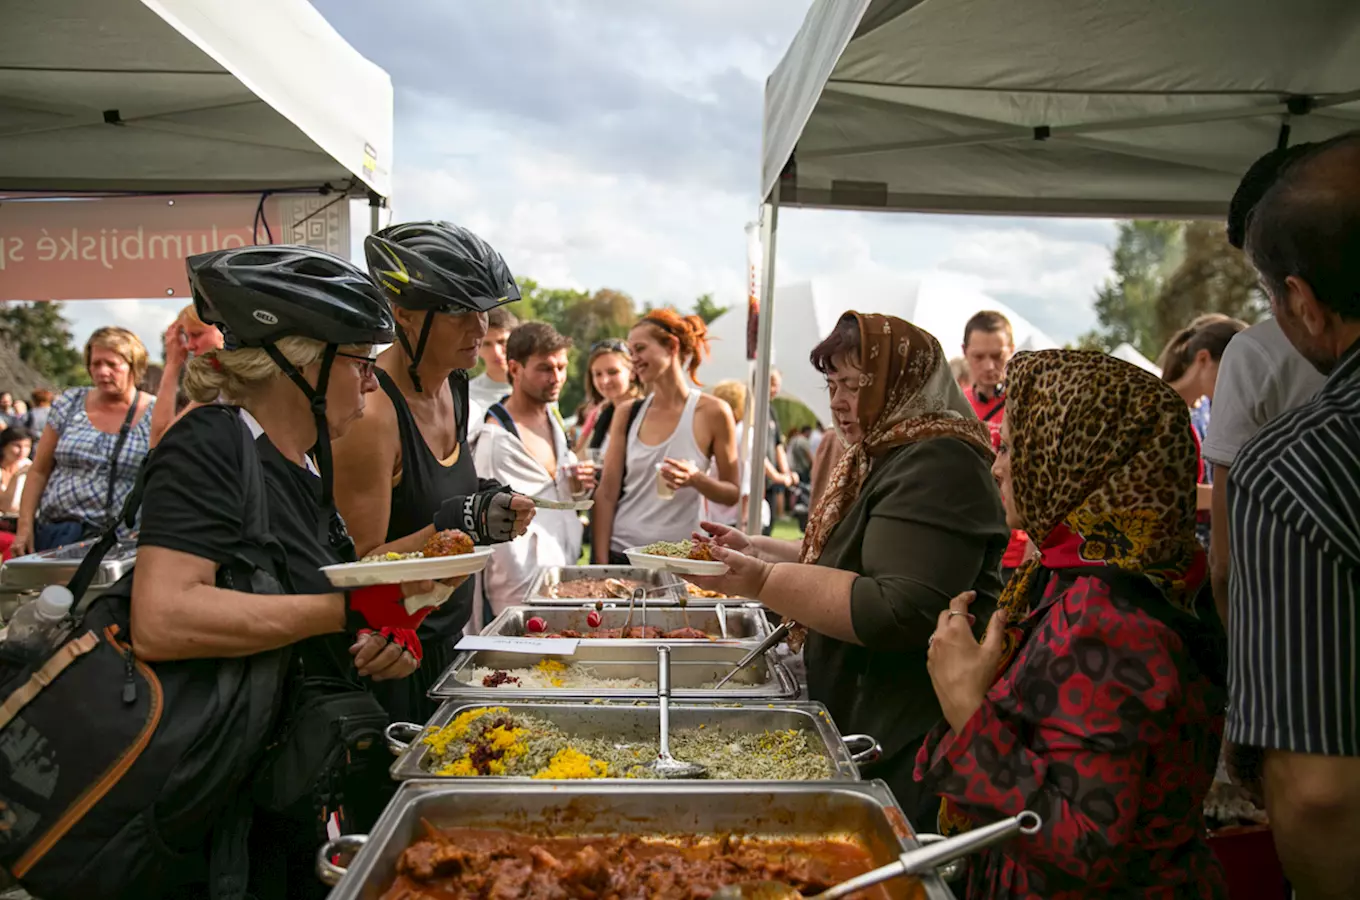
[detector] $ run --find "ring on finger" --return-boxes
[947,610,968,619]
[927,634,935,647]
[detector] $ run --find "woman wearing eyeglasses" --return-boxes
[574,338,641,458]
[331,221,536,725]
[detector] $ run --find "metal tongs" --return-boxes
[712,621,790,689]
[712,810,1042,899]
[605,578,692,634]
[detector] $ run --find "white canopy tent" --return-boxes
[705,272,1058,424]
[1,0,392,200]
[744,0,1360,531]
[763,0,1360,218]
[1111,343,1163,377]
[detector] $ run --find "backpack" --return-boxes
[0,407,292,900]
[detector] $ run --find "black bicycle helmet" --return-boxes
[364,221,520,391]
[186,245,395,507]
[189,245,394,347]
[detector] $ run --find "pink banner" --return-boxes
[0,193,350,302]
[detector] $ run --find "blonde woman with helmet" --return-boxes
[148,303,224,447]
[332,221,536,725]
[592,307,740,563]
[130,246,445,897]
[14,327,156,554]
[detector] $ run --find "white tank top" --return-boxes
[610,390,710,553]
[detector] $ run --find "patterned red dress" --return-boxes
[914,566,1228,899]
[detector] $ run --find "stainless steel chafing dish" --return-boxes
[527,564,688,603]
[316,780,957,900]
[385,700,880,782]
[0,536,137,591]
[483,604,772,645]
[430,642,798,701]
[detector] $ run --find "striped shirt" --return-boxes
[1226,340,1360,756]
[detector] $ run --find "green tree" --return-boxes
[1079,221,1183,359]
[0,301,86,386]
[1079,220,1266,360]
[1153,221,1266,346]
[511,278,641,419]
[692,292,729,325]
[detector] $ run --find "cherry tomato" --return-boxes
[586,610,603,628]
[526,616,547,633]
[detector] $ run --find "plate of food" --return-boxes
[321,529,492,588]
[624,539,727,576]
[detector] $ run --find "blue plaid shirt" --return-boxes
[37,388,154,533]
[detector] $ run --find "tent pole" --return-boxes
[745,184,780,535]
[368,191,383,234]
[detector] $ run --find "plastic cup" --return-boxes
[655,463,676,500]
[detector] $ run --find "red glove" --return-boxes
[346,584,433,632]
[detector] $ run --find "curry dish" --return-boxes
[382,825,913,900]
[545,577,645,599]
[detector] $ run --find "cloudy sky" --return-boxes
[64,0,1116,353]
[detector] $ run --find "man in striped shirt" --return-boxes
[1229,131,1360,899]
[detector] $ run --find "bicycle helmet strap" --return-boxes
[263,342,340,507]
[395,310,438,393]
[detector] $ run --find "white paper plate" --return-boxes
[321,547,493,588]
[624,548,728,576]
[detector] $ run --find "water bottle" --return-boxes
[4,585,74,655]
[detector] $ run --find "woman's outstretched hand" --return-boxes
[692,520,753,555]
[682,544,772,601]
[926,591,1007,733]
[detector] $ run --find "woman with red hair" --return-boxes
[592,308,739,563]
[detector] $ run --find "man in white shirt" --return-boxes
[1204,137,1332,626]
[473,322,592,623]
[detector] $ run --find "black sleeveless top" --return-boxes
[376,367,479,641]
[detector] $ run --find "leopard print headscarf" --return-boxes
[936,349,1210,839]
[997,349,1205,623]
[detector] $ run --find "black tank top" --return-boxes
[376,367,479,640]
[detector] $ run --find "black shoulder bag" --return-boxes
[0,406,291,900]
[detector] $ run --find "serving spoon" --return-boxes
[643,645,708,779]
[711,811,1040,899]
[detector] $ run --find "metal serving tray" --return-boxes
[430,642,798,701]
[527,564,688,603]
[316,780,956,900]
[0,536,137,591]
[387,700,880,782]
[483,604,772,645]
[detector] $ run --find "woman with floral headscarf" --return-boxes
[916,350,1228,899]
[688,312,1009,821]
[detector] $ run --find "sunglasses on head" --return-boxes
[590,339,628,354]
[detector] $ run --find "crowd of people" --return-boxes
[0,131,1355,900]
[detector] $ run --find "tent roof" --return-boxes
[0,0,392,197]
[762,0,1360,217]
[704,271,1058,424]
